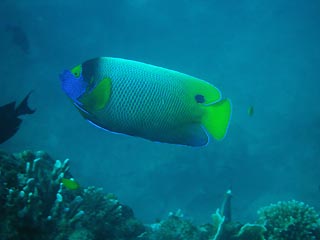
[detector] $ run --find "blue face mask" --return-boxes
[60,69,88,104]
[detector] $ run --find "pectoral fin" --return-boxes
[79,77,111,111]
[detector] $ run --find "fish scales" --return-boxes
[90,58,201,136]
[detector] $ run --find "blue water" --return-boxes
[0,0,319,224]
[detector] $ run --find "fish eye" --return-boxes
[195,94,205,103]
[71,65,82,78]
[73,71,82,78]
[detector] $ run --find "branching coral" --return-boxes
[0,150,145,240]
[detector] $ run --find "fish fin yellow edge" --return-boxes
[202,98,232,141]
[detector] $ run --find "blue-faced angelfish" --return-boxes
[60,57,232,147]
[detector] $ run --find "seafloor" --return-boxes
[1,150,319,240]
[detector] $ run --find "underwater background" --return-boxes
[0,0,319,226]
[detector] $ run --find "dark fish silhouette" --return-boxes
[5,24,30,54]
[0,92,35,144]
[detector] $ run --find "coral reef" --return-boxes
[207,189,266,240]
[145,191,320,240]
[1,149,320,240]
[0,150,145,240]
[145,209,212,240]
[257,200,320,240]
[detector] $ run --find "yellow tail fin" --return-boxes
[202,99,232,140]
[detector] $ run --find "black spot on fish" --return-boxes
[195,94,205,103]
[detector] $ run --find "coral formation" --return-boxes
[208,199,265,240]
[234,223,266,240]
[145,209,212,240]
[211,208,226,240]
[1,149,320,240]
[257,200,320,240]
[0,150,145,240]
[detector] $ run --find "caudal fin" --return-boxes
[202,98,232,140]
[15,91,36,116]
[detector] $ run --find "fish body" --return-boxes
[61,178,80,190]
[0,92,35,144]
[60,57,232,146]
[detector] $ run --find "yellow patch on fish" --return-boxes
[71,64,82,78]
[79,77,112,111]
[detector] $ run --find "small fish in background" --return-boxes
[60,57,232,146]
[5,24,30,54]
[0,92,35,144]
[61,178,80,190]
[247,105,254,117]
